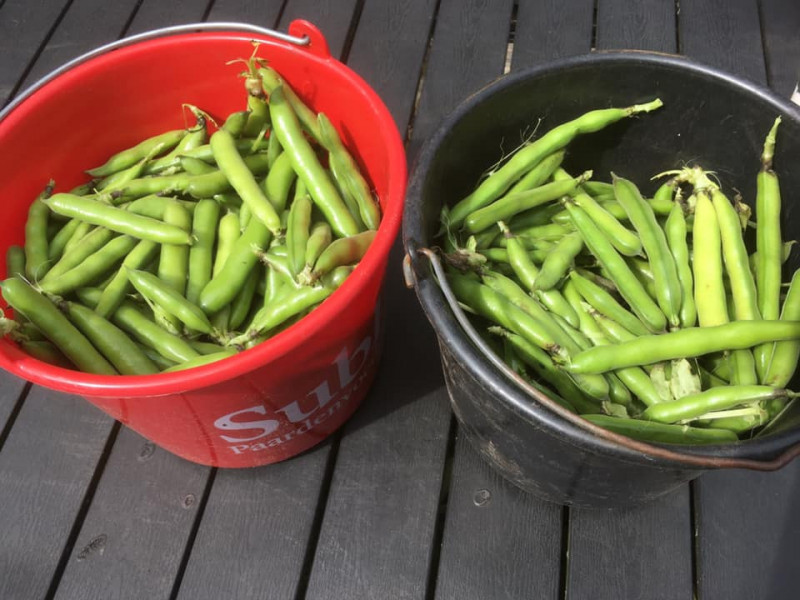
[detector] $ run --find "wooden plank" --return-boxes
[407,0,515,160]
[563,6,693,600]
[0,371,27,436]
[52,428,209,600]
[298,4,453,594]
[342,0,439,133]
[171,4,356,599]
[125,0,211,36]
[205,0,283,27]
[176,441,333,600]
[595,0,677,52]
[759,0,800,98]
[0,0,71,105]
[434,432,563,600]
[679,0,766,84]
[512,0,594,69]
[680,3,800,598]
[279,0,360,58]
[694,466,800,600]
[0,387,114,600]
[567,487,693,600]
[20,0,140,89]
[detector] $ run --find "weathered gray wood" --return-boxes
[759,0,800,98]
[177,441,334,600]
[0,371,26,438]
[681,3,800,598]
[20,0,140,88]
[342,0,439,134]
[53,428,210,600]
[567,487,693,600]
[279,0,361,58]
[596,0,677,52]
[512,0,594,69]
[407,0,515,161]
[205,0,283,27]
[0,0,71,105]
[679,0,766,84]
[125,0,211,36]
[0,387,114,600]
[300,1,452,593]
[434,432,563,600]
[694,466,800,600]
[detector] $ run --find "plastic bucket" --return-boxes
[403,52,800,508]
[0,21,406,468]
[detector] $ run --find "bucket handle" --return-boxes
[0,21,327,123]
[409,243,800,472]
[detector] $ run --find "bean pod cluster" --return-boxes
[0,53,380,375]
[439,103,799,445]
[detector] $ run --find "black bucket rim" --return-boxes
[403,49,800,472]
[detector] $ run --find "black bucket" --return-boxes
[402,51,800,508]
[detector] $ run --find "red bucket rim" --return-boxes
[0,22,407,398]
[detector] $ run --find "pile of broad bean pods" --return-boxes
[0,54,380,375]
[438,101,799,444]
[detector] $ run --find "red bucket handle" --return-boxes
[0,20,330,123]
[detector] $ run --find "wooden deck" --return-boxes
[1,1,799,598]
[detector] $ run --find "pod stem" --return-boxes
[627,98,663,115]
[761,116,781,171]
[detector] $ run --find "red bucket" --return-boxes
[0,21,407,467]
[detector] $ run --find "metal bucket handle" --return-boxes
[407,243,800,471]
[0,20,325,122]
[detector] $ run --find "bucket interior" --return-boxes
[406,52,800,462]
[0,29,406,397]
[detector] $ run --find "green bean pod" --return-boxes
[6,245,25,280]
[94,239,159,318]
[125,267,211,335]
[763,269,800,387]
[287,193,313,276]
[582,414,738,444]
[213,212,242,277]
[47,218,83,262]
[555,169,642,257]
[77,288,199,364]
[199,218,271,314]
[446,99,663,227]
[499,223,579,327]
[568,320,800,374]
[186,199,221,304]
[229,266,261,330]
[692,189,728,327]
[613,174,681,327]
[464,172,590,234]
[664,201,697,328]
[478,271,609,400]
[299,230,375,285]
[65,301,158,375]
[86,129,186,177]
[1,278,116,374]
[319,113,381,230]
[506,150,566,196]
[263,149,298,214]
[642,385,790,424]
[491,327,598,414]
[755,117,783,379]
[270,86,359,238]
[210,129,282,235]
[568,270,650,337]
[533,232,583,291]
[42,227,114,284]
[162,349,239,373]
[564,199,666,332]
[39,235,138,296]
[43,194,193,245]
[259,66,323,143]
[24,181,55,280]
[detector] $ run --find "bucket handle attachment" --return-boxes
[0,20,328,123]
[409,244,800,472]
